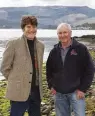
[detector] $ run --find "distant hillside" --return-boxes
[0,6,95,29]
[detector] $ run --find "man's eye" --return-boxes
[32,31,36,33]
[28,27,31,28]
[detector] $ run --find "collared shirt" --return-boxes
[59,39,73,66]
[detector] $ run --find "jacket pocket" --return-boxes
[8,80,21,92]
[52,72,64,87]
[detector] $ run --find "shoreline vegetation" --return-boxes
[0,35,95,116]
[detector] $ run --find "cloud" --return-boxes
[0,0,94,9]
[0,0,25,7]
[54,0,90,6]
[23,0,91,6]
[34,0,90,5]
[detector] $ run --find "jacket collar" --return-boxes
[54,38,80,49]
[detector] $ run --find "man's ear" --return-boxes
[70,31,72,35]
[22,28,25,32]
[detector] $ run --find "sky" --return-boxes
[0,0,95,9]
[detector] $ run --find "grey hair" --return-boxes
[57,23,72,32]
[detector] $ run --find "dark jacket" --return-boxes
[46,39,94,94]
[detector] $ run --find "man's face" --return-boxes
[23,24,37,40]
[57,26,72,43]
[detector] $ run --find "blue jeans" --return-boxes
[53,91,85,116]
[10,87,41,116]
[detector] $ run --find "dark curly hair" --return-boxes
[21,15,38,29]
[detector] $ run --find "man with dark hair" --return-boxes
[46,23,94,116]
[0,15,44,116]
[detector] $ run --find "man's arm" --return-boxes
[46,50,53,89]
[0,40,15,79]
[78,47,94,92]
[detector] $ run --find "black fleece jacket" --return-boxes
[46,39,94,94]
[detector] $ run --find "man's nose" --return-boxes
[61,33,65,37]
[29,31,34,34]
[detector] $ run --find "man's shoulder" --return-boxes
[74,39,87,50]
[37,39,44,48]
[74,40,89,55]
[6,37,20,46]
[77,41,87,50]
[7,37,21,43]
[49,43,59,55]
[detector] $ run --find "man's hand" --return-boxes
[76,90,85,99]
[51,88,56,95]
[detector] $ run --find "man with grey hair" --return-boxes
[46,23,94,116]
